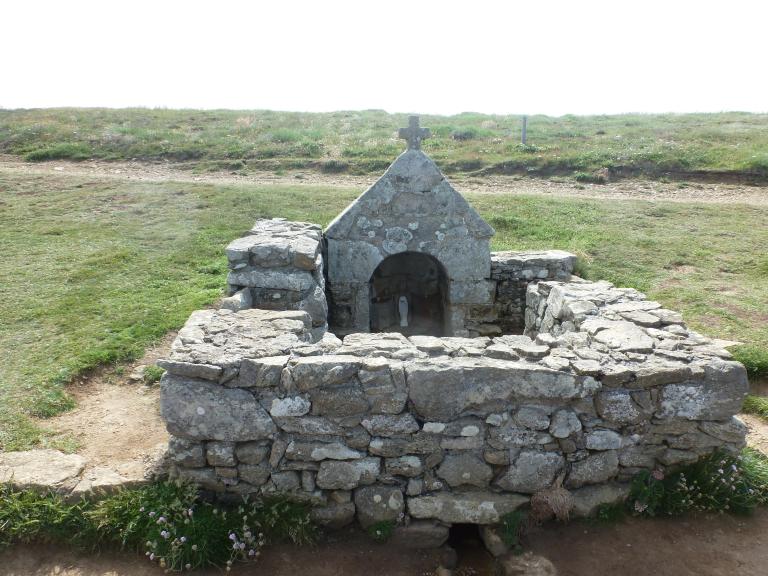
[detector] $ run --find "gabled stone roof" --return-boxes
[325,148,494,241]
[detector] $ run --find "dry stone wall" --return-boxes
[224,219,327,337]
[159,276,748,532]
[490,250,576,334]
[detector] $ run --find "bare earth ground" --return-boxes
[2,510,768,576]
[39,335,174,480]
[1,155,767,205]
[8,156,768,574]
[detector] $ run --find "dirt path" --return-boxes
[2,155,766,205]
[39,336,174,481]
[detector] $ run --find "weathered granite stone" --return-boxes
[269,396,311,417]
[657,360,748,420]
[408,492,529,524]
[479,525,509,557]
[618,445,662,468]
[390,521,450,549]
[488,421,553,449]
[287,355,361,391]
[514,406,551,431]
[285,441,363,461]
[699,417,748,444]
[238,462,271,485]
[206,441,236,466]
[316,458,381,490]
[407,358,596,421]
[585,430,623,451]
[497,552,557,576]
[69,467,135,501]
[549,409,582,438]
[437,452,493,488]
[168,437,205,467]
[274,416,341,436]
[385,456,423,477]
[354,485,404,528]
[596,390,645,425]
[160,376,276,441]
[239,356,289,388]
[156,359,223,382]
[495,450,564,493]
[310,502,356,529]
[361,414,420,437]
[271,470,301,492]
[174,467,224,492]
[0,450,87,495]
[567,451,619,487]
[310,384,369,417]
[235,442,270,465]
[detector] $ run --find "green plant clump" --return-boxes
[366,520,395,542]
[732,345,768,380]
[743,395,768,421]
[499,509,528,554]
[628,449,768,517]
[142,365,165,385]
[0,481,317,571]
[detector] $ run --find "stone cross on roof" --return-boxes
[398,115,431,150]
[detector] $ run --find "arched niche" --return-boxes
[368,252,448,336]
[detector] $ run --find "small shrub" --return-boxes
[499,509,527,555]
[451,127,481,141]
[143,365,165,385]
[574,171,607,184]
[516,143,542,153]
[367,520,395,542]
[593,502,626,523]
[24,143,92,161]
[319,160,349,173]
[628,449,768,517]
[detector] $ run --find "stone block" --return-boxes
[316,458,381,490]
[495,449,564,493]
[408,491,529,524]
[567,451,619,488]
[390,521,449,549]
[354,485,404,528]
[161,375,276,442]
[437,452,493,488]
[206,441,236,467]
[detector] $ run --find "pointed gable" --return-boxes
[326,149,494,241]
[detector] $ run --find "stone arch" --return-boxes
[368,251,449,336]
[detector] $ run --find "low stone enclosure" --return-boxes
[159,117,748,541]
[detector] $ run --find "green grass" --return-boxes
[0,481,317,571]
[2,108,768,180]
[743,396,768,421]
[0,171,767,450]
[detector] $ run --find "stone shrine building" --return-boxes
[160,117,748,537]
[325,117,495,337]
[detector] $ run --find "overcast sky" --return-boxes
[3,0,766,116]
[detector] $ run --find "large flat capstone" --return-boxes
[408,491,529,524]
[160,375,276,441]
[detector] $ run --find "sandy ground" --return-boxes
[39,336,174,480]
[2,155,767,205]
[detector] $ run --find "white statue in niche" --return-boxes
[398,295,409,327]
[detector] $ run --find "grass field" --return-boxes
[2,108,768,180]
[1,169,766,451]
